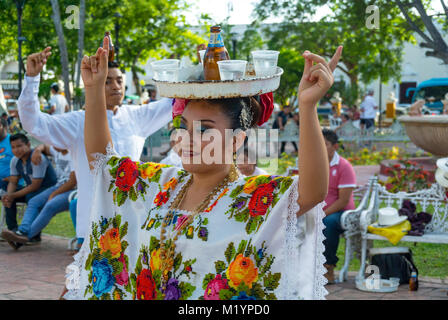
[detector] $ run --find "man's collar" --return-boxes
[330,151,340,167]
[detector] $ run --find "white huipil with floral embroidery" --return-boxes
[64,146,328,300]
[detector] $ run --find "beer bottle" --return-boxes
[101,31,115,62]
[203,26,230,80]
[409,271,418,291]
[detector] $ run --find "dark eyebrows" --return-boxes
[106,76,123,80]
[180,117,215,124]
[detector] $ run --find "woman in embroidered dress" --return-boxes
[62,36,342,300]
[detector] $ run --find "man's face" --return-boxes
[11,139,30,159]
[105,68,125,108]
[324,138,338,162]
[283,107,290,114]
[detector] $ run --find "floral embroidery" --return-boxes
[204,188,229,213]
[115,158,139,192]
[99,227,122,258]
[224,175,293,234]
[163,177,178,191]
[154,191,169,207]
[200,239,280,300]
[226,253,258,289]
[84,215,130,300]
[129,236,197,300]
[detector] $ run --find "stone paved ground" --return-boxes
[0,234,447,300]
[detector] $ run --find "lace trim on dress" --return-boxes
[312,201,329,300]
[63,238,90,300]
[281,177,304,300]
[89,142,116,176]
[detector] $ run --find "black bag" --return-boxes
[370,250,418,284]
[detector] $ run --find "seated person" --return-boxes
[1,134,57,249]
[335,113,351,133]
[321,129,356,284]
[1,144,75,249]
[0,118,17,192]
[236,139,268,177]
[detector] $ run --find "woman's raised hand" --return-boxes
[81,36,109,88]
[298,46,343,108]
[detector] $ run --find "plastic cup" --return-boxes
[151,59,180,81]
[251,50,280,77]
[217,60,247,81]
[199,50,206,64]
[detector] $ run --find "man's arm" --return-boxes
[31,144,52,165]
[18,48,79,150]
[128,98,173,138]
[49,171,76,201]
[324,187,354,216]
[9,178,43,199]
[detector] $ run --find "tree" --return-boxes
[50,0,71,109]
[254,0,416,104]
[396,0,448,63]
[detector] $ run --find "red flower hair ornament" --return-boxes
[171,92,274,129]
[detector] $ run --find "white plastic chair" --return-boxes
[67,190,78,250]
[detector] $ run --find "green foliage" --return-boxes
[255,0,417,104]
[0,0,206,95]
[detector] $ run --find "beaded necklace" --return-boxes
[159,164,239,293]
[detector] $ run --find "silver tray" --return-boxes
[154,67,283,99]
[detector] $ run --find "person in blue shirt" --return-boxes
[0,133,57,249]
[0,118,15,192]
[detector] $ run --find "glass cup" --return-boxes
[217,60,247,81]
[251,50,280,77]
[151,59,180,81]
[389,277,400,285]
[199,50,206,65]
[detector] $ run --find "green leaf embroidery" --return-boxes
[173,252,182,273]
[224,242,236,264]
[263,272,281,291]
[129,186,137,201]
[202,273,215,290]
[179,282,196,300]
[218,289,234,300]
[119,222,128,239]
[214,260,227,274]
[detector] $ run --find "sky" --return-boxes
[184,0,444,26]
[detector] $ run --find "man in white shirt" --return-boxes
[360,89,378,129]
[17,46,173,247]
[49,83,69,115]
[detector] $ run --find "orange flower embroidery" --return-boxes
[163,177,178,191]
[99,228,122,259]
[226,254,258,289]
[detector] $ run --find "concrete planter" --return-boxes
[398,115,448,157]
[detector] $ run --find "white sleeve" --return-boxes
[127,98,173,137]
[17,76,80,150]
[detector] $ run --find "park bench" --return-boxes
[356,176,448,280]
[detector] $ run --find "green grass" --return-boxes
[41,211,76,238]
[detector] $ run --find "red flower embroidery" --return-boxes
[115,158,139,192]
[248,182,277,217]
[154,191,169,207]
[136,268,157,300]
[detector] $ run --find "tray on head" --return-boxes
[154,67,283,99]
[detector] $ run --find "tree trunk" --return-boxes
[50,0,72,110]
[132,65,141,96]
[75,0,85,94]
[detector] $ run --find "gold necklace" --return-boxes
[159,164,239,292]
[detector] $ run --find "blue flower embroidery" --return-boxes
[92,258,115,298]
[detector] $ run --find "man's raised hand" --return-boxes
[80,36,109,88]
[26,47,52,77]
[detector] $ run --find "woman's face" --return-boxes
[174,100,245,174]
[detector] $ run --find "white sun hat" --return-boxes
[435,158,448,188]
[374,207,408,227]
